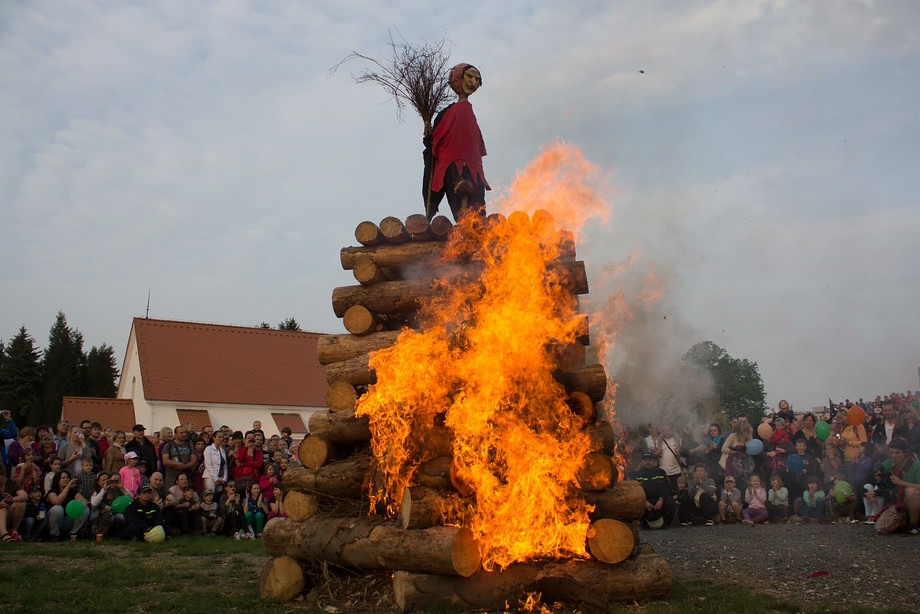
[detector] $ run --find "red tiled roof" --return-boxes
[271,412,307,434]
[176,409,212,431]
[133,318,327,407]
[61,397,136,432]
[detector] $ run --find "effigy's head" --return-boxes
[449,63,482,97]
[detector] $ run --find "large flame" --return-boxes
[356,142,614,570]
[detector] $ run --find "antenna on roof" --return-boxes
[146,289,151,318]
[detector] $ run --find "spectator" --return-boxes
[742,474,768,525]
[233,432,263,486]
[125,424,158,478]
[85,422,105,471]
[862,483,884,524]
[164,473,199,535]
[871,403,906,450]
[156,426,174,475]
[633,453,673,529]
[244,480,268,538]
[836,408,868,464]
[33,434,58,472]
[657,422,683,493]
[793,475,826,524]
[12,448,42,494]
[199,489,220,535]
[20,486,47,541]
[721,419,754,491]
[74,457,96,502]
[148,472,167,507]
[875,439,920,535]
[119,452,143,496]
[91,472,129,539]
[268,486,286,521]
[900,407,920,458]
[52,420,70,450]
[280,427,294,453]
[7,425,34,468]
[203,431,229,497]
[678,464,718,526]
[43,458,62,494]
[45,470,88,541]
[0,471,27,540]
[217,481,248,539]
[123,486,165,541]
[162,425,197,489]
[718,476,742,523]
[765,418,792,476]
[793,413,823,457]
[767,474,789,522]
[103,430,127,475]
[57,430,89,476]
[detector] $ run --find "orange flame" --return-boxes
[356,142,616,570]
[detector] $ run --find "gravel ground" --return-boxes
[641,522,919,611]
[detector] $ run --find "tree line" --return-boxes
[0,311,119,427]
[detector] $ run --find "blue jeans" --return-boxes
[795,497,826,520]
[47,504,88,539]
[20,516,48,540]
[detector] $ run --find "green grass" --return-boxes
[0,537,309,614]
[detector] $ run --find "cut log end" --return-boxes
[405,214,432,240]
[429,215,453,240]
[259,555,306,602]
[577,451,616,491]
[325,380,359,412]
[587,518,636,565]
[343,305,378,336]
[380,216,410,243]
[283,490,319,522]
[298,436,337,469]
[451,527,482,578]
[355,221,383,246]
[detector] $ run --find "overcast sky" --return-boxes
[2,1,918,415]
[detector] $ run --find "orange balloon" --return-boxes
[848,406,866,426]
[757,423,774,440]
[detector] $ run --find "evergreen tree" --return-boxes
[83,344,119,398]
[277,317,302,331]
[0,327,43,424]
[40,311,86,425]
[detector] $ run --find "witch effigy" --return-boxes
[422,64,490,221]
[335,38,488,222]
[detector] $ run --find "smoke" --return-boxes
[586,253,715,431]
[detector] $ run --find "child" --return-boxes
[20,486,47,541]
[862,483,884,524]
[44,458,62,494]
[119,452,143,496]
[718,476,742,523]
[742,474,768,525]
[268,486,286,521]
[793,476,826,523]
[244,481,269,538]
[827,477,857,523]
[199,489,220,534]
[76,457,97,502]
[674,475,690,526]
[766,474,789,523]
[259,464,278,505]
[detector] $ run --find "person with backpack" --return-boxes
[162,425,197,489]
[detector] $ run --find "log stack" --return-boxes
[260,213,670,610]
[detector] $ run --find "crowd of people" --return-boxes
[627,391,920,536]
[0,413,295,542]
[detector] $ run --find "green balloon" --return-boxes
[111,496,132,514]
[834,480,853,504]
[65,499,85,519]
[815,421,831,441]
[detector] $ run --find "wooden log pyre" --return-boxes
[317,330,401,365]
[380,216,410,243]
[405,214,432,240]
[297,436,340,470]
[324,353,374,386]
[398,486,465,530]
[259,556,307,601]
[429,215,452,240]
[324,380,360,412]
[283,457,370,499]
[392,548,671,613]
[353,256,394,285]
[355,221,383,246]
[263,517,481,578]
[308,410,371,444]
[582,481,646,522]
[586,518,637,564]
[283,491,319,522]
[577,451,616,491]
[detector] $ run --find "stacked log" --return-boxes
[262,213,670,610]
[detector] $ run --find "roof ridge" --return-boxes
[132,317,328,337]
